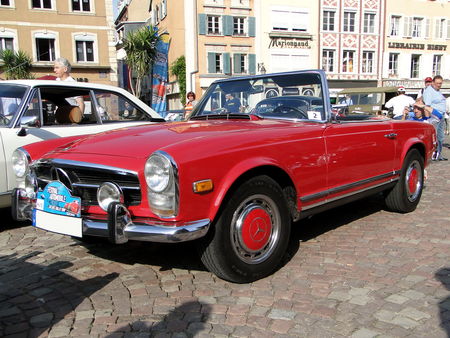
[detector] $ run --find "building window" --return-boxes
[233,17,245,35]
[435,18,446,39]
[410,54,420,78]
[32,0,52,9]
[342,50,354,73]
[72,0,90,12]
[432,55,442,76]
[388,53,398,75]
[233,53,246,74]
[207,15,221,35]
[343,11,356,32]
[322,49,335,72]
[272,9,308,32]
[0,37,13,53]
[76,40,94,62]
[36,38,55,61]
[323,10,335,31]
[390,16,401,36]
[362,51,374,73]
[412,17,423,38]
[0,0,11,6]
[363,13,376,33]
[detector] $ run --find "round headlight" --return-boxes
[12,149,30,178]
[145,154,172,192]
[97,182,124,212]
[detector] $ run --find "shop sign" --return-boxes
[269,38,311,49]
[388,42,447,51]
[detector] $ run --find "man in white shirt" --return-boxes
[385,86,415,120]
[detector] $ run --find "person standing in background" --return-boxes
[54,57,85,114]
[184,91,197,119]
[417,77,433,99]
[422,75,447,161]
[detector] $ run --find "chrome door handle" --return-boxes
[384,133,397,139]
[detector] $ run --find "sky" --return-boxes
[113,0,118,19]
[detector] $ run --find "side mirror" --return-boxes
[20,115,40,128]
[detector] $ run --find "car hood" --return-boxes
[43,119,317,161]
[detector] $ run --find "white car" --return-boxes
[0,80,164,208]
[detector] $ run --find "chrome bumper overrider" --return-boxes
[12,189,210,244]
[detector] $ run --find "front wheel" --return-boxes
[385,149,424,213]
[198,175,291,283]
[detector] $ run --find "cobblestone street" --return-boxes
[0,146,449,338]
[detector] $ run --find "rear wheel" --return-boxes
[385,149,424,213]
[199,175,291,283]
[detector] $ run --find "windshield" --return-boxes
[0,84,28,127]
[191,72,326,121]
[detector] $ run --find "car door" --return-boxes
[323,118,396,201]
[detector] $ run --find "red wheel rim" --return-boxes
[240,207,272,251]
[408,167,418,194]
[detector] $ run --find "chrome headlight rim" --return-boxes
[145,152,174,193]
[97,182,124,212]
[145,151,179,218]
[12,148,31,178]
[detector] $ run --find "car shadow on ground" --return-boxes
[104,301,212,336]
[78,194,386,278]
[76,237,208,273]
[0,251,118,336]
[0,207,29,231]
[284,193,385,263]
[435,268,450,338]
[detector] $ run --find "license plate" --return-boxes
[33,209,82,237]
[33,181,83,237]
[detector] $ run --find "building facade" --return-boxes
[254,0,319,76]
[118,0,450,109]
[319,0,385,95]
[0,0,117,85]
[382,0,450,95]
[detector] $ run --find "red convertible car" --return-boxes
[12,70,436,283]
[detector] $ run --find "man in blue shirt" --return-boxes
[423,75,447,161]
[223,93,241,113]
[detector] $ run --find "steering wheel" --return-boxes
[0,113,10,125]
[272,106,308,119]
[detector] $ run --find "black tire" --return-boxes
[385,149,424,213]
[198,175,291,283]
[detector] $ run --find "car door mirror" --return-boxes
[20,115,40,128]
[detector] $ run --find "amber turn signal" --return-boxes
[193,179,213,193]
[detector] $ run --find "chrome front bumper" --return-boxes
[12,189,210,244]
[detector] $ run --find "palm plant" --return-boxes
[122,26,160,99]
[0,49,33,80]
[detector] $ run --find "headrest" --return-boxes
[55,106,82,124]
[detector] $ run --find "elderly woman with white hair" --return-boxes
[53,57,85,114]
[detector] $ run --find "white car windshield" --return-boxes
[190,72,326,122]
[0,84,27,126]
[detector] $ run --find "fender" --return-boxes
[207,156,294,222]
[396,137,429,170]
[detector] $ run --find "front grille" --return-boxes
[31,159,141,207]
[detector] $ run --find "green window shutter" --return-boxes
[223,52,231,74]
[208,52,216,73]
[233,54,241,73]
[223,15,232,36]
[199,14,206,35]
[248,17,256,37]
[249,54,256,75]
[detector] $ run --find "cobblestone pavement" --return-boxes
[0,146,449,338]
